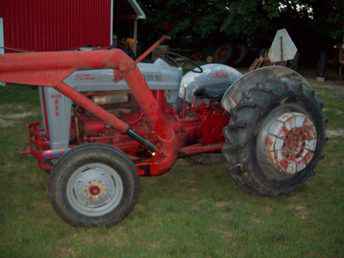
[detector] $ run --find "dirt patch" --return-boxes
[323,81,344,93]
[290,205,309,220]
[251,216,262,224]
[0,104,26,112]
[0,111,36,120]
[0,111,37,128]
[0,118,15,128]
[54,245,77,258]
[187,153,225,165]
[215,201,230,209]
[310,79,344,93]
[324,108,344,116]
[223,231,234,241]
[327,129,344,138]
[264,206,273,215]
[211,228,234,241]
[190,187,198,191]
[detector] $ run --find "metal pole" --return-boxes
[110,0,114,46]
[280,36,284,62]
[133,19,138,55]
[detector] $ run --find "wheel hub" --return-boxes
[264,112,317,175]
[66,163,123,217]
[88,182,105,197]
[89,185,100,196]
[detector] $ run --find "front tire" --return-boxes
[48,144,139,227]
[223,79,326,196]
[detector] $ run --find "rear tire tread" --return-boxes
[223,79,326,196]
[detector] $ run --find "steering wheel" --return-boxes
[162,51,203,73]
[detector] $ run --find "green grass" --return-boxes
[0,83,344,258]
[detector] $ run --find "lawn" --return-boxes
[0,80,343,258]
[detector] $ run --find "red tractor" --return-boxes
[0,37,326,227]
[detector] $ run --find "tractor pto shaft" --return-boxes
[127,129,157,154]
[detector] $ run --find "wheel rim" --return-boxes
[261,112,317,175]
[66,163,123,217]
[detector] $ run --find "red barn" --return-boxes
[0,0,146,52]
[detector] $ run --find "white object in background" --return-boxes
[268,28,298,63]
[0,17,3,55]
[0,17,5,86]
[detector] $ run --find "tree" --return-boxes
[140,0,227,40]
[140,0,344,46]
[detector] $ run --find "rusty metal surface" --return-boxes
[260,112,317,175]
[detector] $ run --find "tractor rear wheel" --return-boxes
[223,79,326,196]
[48,144,139,227]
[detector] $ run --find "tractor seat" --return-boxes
[193,83,232,102]
[179,64,242,103]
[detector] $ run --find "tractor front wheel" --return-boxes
[223,79,326,196]
[48,144,139,227]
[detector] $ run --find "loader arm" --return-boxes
[0,39,177,175]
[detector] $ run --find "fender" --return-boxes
[221,66,314,112]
